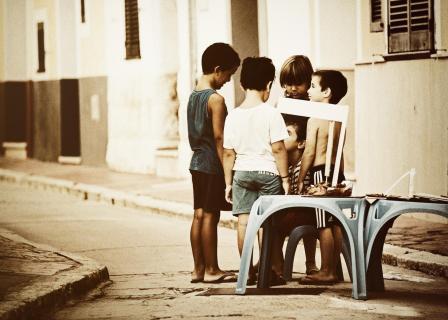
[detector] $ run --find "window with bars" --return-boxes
[388,0,434,54]
[37,22,45,73]
[124,0,141,59]
[370,0,384,32]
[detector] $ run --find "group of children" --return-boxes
[187,42,348,285]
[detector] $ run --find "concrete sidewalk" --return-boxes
[0,157,447,318]
[0,228,109,320]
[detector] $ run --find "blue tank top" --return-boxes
[187,89,226,174]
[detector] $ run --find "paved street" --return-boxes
[1,181,447,320]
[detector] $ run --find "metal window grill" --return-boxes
[125,0,141,59]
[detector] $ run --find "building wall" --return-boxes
[32,0,58,80]
[32,80,61,161]
[355,58,448,197]
[231,0,259,106]
[77,0,108,166]
[0,0,5,153]
[106,0,179,173]
[79,76,108,166]
[79,0,107,77]
[2,0,32,157]
[357,0,448,62]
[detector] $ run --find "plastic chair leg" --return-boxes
[367,226,389,291]
[341,238,352,282]
[258,217,274,288]
[283,225,318,281]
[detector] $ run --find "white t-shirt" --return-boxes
[223,103,288,174]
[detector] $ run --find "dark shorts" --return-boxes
[310,165,345,229]
[274,207,317,237]
[190,170,231,214]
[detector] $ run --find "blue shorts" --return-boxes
[232,171,283,216]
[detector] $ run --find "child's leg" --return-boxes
[299,226,337,283]
[190,208,205,281]
[303,235,318,274]
[331,223,343,279]
[201,210,220,274]
[237,213,256,278]
[316,227,335,278]
[201,210,236,282]
[271,231,286,276]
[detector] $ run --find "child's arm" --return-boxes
[271,141,290,195]
[298,119,319,193]
[223,148,236,203]
[208,93,227,165]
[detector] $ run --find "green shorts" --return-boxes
[232,170,283,216]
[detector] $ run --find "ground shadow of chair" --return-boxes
[283,224,353,282]
[364,198,448,294]
[235,195,368,299]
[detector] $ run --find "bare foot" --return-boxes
[203,270,237,283]
[298,271,337,285]
[190,270,204,283]
[305,262,319,275]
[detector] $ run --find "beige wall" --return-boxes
[79,0,107,77]
[4,0,28,80]
[32,0,58,80]
[314,0,356,69]
[355,58,448,197]
[435,0,448,53]
[0,0,5,81]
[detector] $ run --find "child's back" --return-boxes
[307,118,343,168]
[188,88,222,174]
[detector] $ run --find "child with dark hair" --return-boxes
[223,57,289,284]
[187,42,240,284]
[297,69,348,285]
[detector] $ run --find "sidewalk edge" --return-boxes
[0,228,110,320]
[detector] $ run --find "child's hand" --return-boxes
[225,185,233,204]
[282,178,290,195]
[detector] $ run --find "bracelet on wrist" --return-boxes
[281,175,289,179]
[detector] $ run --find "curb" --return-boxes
[382,244,448,278]
[0,228,110,320]
[0,168,238,230]
[0,169,445,279]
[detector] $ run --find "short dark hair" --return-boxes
[240,57,275,91]
[279,55,314,88]
[313,70,347,104]
[286,120,307,142]
[201,42,240,74]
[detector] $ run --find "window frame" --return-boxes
[386,0,435,58]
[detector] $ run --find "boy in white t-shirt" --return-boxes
[223,57,290,284]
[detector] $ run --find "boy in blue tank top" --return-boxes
[187,42,240,283]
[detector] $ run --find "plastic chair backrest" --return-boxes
[278,97,349,186]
